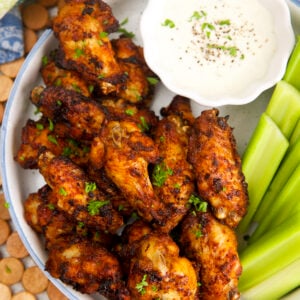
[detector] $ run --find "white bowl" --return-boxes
[0,0,299,299]
[141,0,295,107]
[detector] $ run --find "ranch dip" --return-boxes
[153,0,277,101]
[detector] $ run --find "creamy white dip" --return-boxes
[152,0,277,101]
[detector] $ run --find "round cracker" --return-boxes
[22,3,49,30]
[0,257,24,285]
[47,282,68,300]
[6,232,29,259]
[0,75,13,102]
[0,219,10,245]
[12,291,36,300]
[0,57,25,79]
[0,283,12,300]
[22,266,48,294]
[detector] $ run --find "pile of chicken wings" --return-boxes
[16,1,249,299]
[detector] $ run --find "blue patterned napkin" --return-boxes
[0,5,24,64]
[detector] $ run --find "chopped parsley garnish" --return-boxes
[85,182,97,193]
[218,19,231,26]
[74,48,84,58]
[152,162,173,187]
[47,135,58,145]
[47,203,55,210]
[48,118,54,131]
[139,116,149,132]
[125,108,135,116]
[136,274,148,295]
[59,187,68,196]
[4,202,10,209]
[189,10,206,21]
[42,55,48,66]
[188,194,207,212]
[36,123,44,131]
[146,76,159,85]
[194,224,203,238]
[87,200,110,216]
[162,18,175,28]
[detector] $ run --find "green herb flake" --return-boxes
[194,224,203,238]
[47,203,55,210]
[125,109,135,116]
[74,48,84,59]
[42,55,48,66]
[85,182,97,193]
[4,202,10,209]
[36,123,44,131]
[56,100,62,106]
[87,200,110,216]
[120,18,129,26]
[162,18,175,28]
[147,77,159,85]
[5,265,12,274]
[59,187,68,196]
[136,274,148,295]
[62,146,72,157]
[88,85,94,94]
[78,221,85,228]
[189,10,206,22]
[218,19,231,26]
[139,116,149,132]
[188,194,207,212]
[72,83,81,93]
[47,135,58,145]
[152,162,173,187]
[48,118,54,131]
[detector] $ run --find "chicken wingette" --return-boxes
[37,150,124,234]
[180,210,242,300]
[127,231,199,299]
[100,120,166,224]
[151,96,195,232]
[188,109,248,228]
[52,0,126,95]
[31,86,105,141]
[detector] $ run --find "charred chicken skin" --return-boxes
[188,109,248,228]
[180,210,242,300]
[37,150,123,234]
[52,0,126,95]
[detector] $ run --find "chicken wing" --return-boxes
[188,109,248,228]
[111,37,158,104]
[31,86,105,141]
[127,231,199,299]
[180,210,242,300]
[46,237,130,299]
[41,49,93,97]
[100,120,165,224]
[151,97,195,232]
[37,150,124,234]
[52,0,126,95]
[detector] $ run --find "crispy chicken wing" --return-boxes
[37,150,123,234]
[46,237,130,299]
[151,97,195,232]
[41,50,93,97]
[100,119,166,223]
[31,86,105,141]
[53,0,126,95]
[15,118,90,169]
[111,37,157,104]
[188,109,248,228]
[127,231,199,299]
[180,210,242,300]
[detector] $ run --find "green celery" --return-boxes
[284,36,300,91]
[239,210,300,292]
[249,163,300,243]
[252,138,300,224]
[265,80,300,139]
[237,113,289,235]
[241,259,300,300]
[289,118,300,147]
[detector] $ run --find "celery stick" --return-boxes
[290,118,300,147]
[252,138,300,224]
[241,259,300,300]
[265,80,300,139]
[284,36,300,91]
[283,288,300,300]
[239,211,300,292]
[249,163,300,243]
[237,113,288,235]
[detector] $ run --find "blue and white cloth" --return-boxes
[0,4,24,64]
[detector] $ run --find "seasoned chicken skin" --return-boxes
[188,109,248,228]
[180,210,242,300]
[52,0,126,95]
[127,232,199,299]
[37,150,123,234]
[152,97,195,232]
